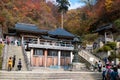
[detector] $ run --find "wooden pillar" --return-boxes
[58,51,61,66]
[44,49,47,68]
[37,38,40,44]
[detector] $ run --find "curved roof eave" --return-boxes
[16,29,47,35]
[94,23,113,33]
[48,28,75,38]
[15,23,48,34]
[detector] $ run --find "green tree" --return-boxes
[56,0,70,28]
[114,19,120,31]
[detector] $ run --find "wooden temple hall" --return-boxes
[7,23,75,68]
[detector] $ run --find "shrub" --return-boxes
[97,48,104,52]
[97,45,111,52]
[103,45,112,52]
[106,42,116,49]
[0,44,4,69]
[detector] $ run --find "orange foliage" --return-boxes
[0,16,5,23]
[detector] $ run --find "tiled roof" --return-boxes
[15,23,75,38]
[94,23,113,32]
[15,23,47,33]
[48,28,75,38]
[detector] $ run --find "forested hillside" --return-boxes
[0,0,120,42]
[0,0,60,33]
[64,0,120,36]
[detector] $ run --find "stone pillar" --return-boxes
[70,51,73,64]
[111,32,114,41]
[30,49,33,67]
[58,51,61,67]
[21,36,24,45]
[44,49,48,68]
[104,32,107,44]
[37,38,40,44]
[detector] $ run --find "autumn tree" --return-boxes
[105,0,114,12]
[0,0,60,32]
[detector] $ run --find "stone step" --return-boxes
[4,45,27,71]
[0,71,102,80]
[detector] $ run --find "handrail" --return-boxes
[2,45,7,70]
[21,44,31,71]
[83,50,105,64]
[78,49,104,65]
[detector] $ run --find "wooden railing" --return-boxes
[28,40,74,51]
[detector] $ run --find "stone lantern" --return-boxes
[72,37,86,71]
[72,37,80,62]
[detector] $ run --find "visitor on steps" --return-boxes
[12,55,16,68]
[98,61,102,72]
[104,57,108,65]
[14,39,18,46]
[111,66,119,80]
[102,65,106,80]
[17,58,22,71]
[94,62,98,71]
[105,65,113,80]
[8,57,12,71]
[6,37,10,45]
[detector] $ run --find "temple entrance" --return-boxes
[32,49,44,67]
[61,51,70,69]
[47,50,58,68]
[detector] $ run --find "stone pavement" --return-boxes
[0,70,102,80]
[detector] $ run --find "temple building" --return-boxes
[7,23,75,68]
[93,23,117,48]
[94,23,115,43]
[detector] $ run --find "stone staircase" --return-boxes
[2,45,27,71]
[0,71,102,80]
[78,49,104,66]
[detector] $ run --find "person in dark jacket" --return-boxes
[17,58,22,71]
[111,67,119,80]
[12,55,16,68]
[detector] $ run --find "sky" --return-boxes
[69,0,85,9]
[46,0,85,10]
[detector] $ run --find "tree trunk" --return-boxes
[61,11,64,29]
